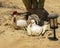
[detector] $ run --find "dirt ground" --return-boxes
[0,0,60,48]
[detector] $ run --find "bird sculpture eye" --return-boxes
[35,17,37,18]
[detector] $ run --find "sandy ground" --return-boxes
[0,0,60,48]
